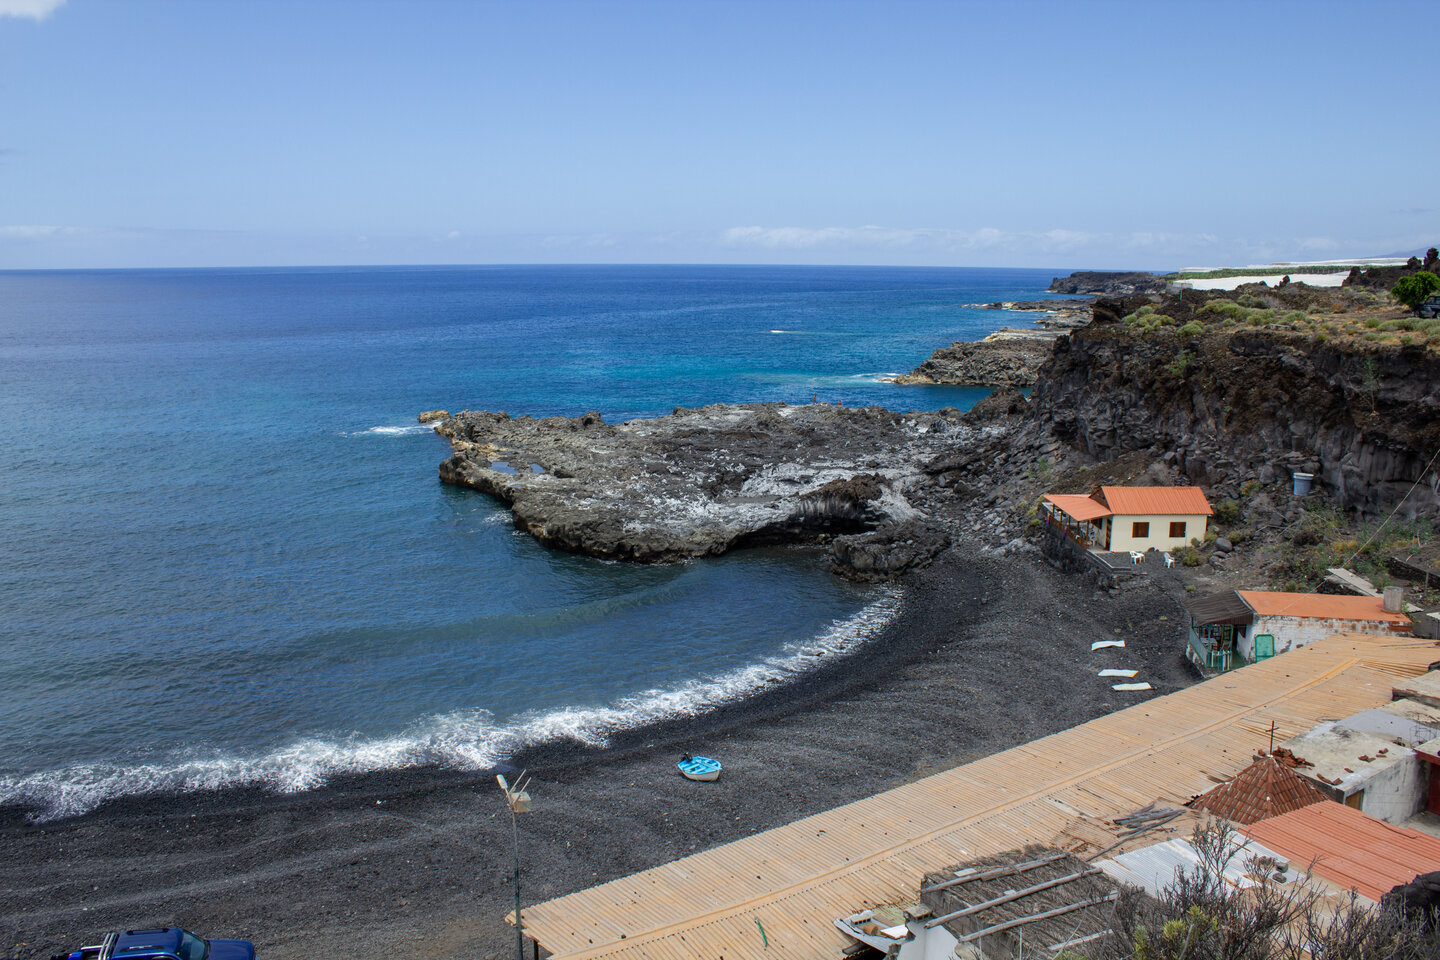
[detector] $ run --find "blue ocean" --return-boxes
[0,264,1063,819]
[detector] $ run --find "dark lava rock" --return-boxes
[827,521,951,582]
[435,403,975,574]
[889,338,1052,387]
[964,386,1029,423]
[1047,271,1166,295]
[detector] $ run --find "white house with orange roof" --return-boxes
[1184,588,1414,672]
[1041,485,1212,553]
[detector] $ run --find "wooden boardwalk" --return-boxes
[523,633,1438,960]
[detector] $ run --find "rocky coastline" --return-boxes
[1047,270,1166,295]
[435,403,972,580]
[887,337,1052,386]
[887,298,1091,388]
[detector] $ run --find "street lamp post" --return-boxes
[497,772,533,960]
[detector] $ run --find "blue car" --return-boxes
[62,928,255,960]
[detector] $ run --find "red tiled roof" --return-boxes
[1099,485,1213,516]
[1190,756,1331,825]
[1243,802,1440,901]
[1238,590,1413,625]
[1043,494,1110,523]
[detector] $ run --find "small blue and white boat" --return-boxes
[677,754,722,782]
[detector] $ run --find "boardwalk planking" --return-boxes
[522,633,1437,960]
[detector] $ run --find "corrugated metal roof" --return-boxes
[1238,590,1413,625]
[1185,590,1254,626]
[1099,486,1213,517]
[1097,835,1300,898]
[522,633,1440,960]
[1043,494,1111,523]
[1190,755,1331,824]
[1243,801,1440,901]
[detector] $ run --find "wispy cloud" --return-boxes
[0,224,90,239]
[718,224,1366,267]
[721,224,1122,254]
[0,0,67,21]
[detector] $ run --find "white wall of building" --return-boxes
[1238,615,1404,660]
[1107,513,1208,553]
[1357,748,1428,823]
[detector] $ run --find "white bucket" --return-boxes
[1292,472,1314,496]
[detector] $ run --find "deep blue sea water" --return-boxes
[0,264,1065,818]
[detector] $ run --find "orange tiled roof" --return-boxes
[1043,493,1111,523]
[1190,755,1331,825]
[1099,485,1213,516]
[1243,801,1440,900]
[1238,590,1413,625]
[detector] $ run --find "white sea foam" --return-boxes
[348,423,440,437]
[0,590,902,821]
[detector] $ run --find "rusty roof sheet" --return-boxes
[1099,485,1212,517]
[1242,801,1440,901]
[522,633,1440,960]
[1043,493,1111,523]
[1238,590,1414,625]
[1185,590,1255,626]
[1190,755,1331,825]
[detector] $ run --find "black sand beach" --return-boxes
[1,543,1195,960]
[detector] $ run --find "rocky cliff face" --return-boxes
[1047,271,1166,295]
[1029,296,1440,518]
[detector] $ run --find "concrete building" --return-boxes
[1276,686,1440,823]
[1185,589,1413,672]
[1041,485,1212,553]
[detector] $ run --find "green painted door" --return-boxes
[1254,633,1276,660]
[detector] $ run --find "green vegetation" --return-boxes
[1165,350,1195,379]
[1089,822,1440,960]
[1196,300,1277,325]
[1212,499,1240,525]
[1123,304,1177,332]
[1391,271,1440,310]
[1163,265,1362,281]
[1269,503,1434,592]
[1177,320,1203,338]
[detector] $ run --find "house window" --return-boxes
[1132,521,1149,538]
[1169,521,1186,538]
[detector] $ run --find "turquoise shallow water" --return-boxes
[0,264,1065,818]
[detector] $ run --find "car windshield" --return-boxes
[177,932,207,960]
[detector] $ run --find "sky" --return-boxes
[0,0,1435,270]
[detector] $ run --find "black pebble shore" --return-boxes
[0,542,1196,960]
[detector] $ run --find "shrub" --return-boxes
[1392,271,1440,310]
[1213,499,1241,525]
[1281,310,1308,324]
[1237,293,1267,308]
[1166,350,1195,378]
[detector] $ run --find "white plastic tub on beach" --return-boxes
[1091,640,1125,650]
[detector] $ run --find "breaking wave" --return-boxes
[347,423,440,437]
[0,590,901,821]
